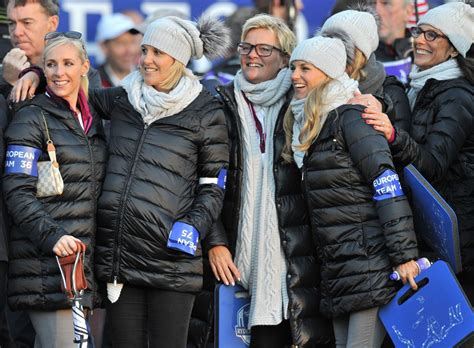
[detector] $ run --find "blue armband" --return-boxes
[373,169,404,201]
[198,168,227,190]
[167,222,199,256]
[4,145,41,176]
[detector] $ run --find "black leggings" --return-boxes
[250,320,292,348]
[107,285,195,348]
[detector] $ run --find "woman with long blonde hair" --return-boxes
[285,35,419,347]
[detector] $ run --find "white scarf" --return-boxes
[291,73,359,168]
[233,68,292,327]
[407,59,463,110]
[120,69,203,124]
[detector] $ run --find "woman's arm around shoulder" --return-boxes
[390,85,473,181]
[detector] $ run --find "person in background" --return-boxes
[96,13,140,88]
[1,0,100,98]
[321,6,412,132]
[253,0,304,33]
[374,0,415,62]
[208,14,334,347]
[285,35,419,347]
[3,31,107,348]
[204,7,258,85]
[363,2,474,307]
[121,9,144,67]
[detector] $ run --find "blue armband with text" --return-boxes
[373,169,404,201]
[167,222,199,256]
[4,145,41,176]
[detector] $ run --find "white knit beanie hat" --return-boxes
[142,16,231,65]
[290,37,347,79]
[321,9,379,60]
[418,2,474,57]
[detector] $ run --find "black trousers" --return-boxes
[107,284,195,348]
[250,320,292,348]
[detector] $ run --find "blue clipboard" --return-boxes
[214,284,251,348]
[379,261,474,347]
[404,164,462,273]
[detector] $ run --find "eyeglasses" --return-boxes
[44,31,82,41]
[237,42,285,57]
[410,27,447,42]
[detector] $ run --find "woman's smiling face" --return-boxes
[413,24,458,71]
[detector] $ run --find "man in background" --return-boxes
[374,0,414,62]
[1,0,100,98]
[96,13,139,88]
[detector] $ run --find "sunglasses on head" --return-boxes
[44,31,82,41]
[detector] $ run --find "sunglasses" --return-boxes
[237,42,286,57]
[44,31,82,41]
[410,27,447,42]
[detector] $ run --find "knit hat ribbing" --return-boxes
[142,16,231,65]
[290,37,347,79]
[418,2,473,57]
[321,9,379,60]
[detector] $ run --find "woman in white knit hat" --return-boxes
[362,2,474,307]
[284,35,420,347]
[321,5,412,132]
[12,16,234,347]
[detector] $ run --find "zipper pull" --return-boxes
[144,122,149,129]
[113,276,117,286]
[332,138,337,151]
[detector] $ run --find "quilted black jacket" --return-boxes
[90,87,229,293]
[390,77,474,284]
[302,104,418,318]
[3,94,107,310]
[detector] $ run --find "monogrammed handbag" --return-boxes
[36,112,64,197]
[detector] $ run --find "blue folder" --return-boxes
[379,261,474,347]
[404,164,462,273]
[214,284,251,348]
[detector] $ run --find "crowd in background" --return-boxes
[0,0,472,347]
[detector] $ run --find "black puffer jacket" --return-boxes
[302,104,418,318]
[3,94,107,310]
[91,87,229,293]
[390,78,474,284]
[212,83,333,347]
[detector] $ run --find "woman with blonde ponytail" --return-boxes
[286,35,419,347]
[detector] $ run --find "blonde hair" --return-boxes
[283,78,333,162]
[155,60,189,91]
[42,36,89,97]
[347,48,367,82]
[241,14,296,55]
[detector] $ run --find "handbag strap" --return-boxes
[40,111,59,166]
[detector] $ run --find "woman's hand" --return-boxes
[53,235,84,257]
[208,245,241,286]
[361,108,394,141]
[348,90,382,112]
[10,71,40,103]
[394,260,420,290]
